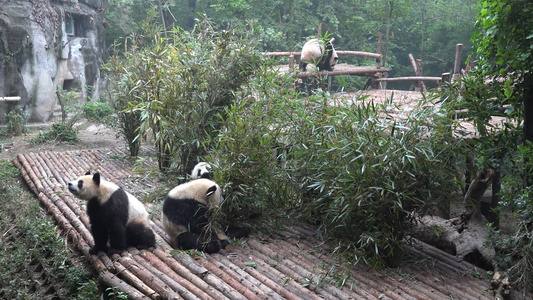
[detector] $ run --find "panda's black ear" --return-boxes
[206,185,217,197]
[85,171,91,175]
[92,172,101,186]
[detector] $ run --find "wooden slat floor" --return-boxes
[13,148,495,300]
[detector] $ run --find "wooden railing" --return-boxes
[264,50,383,69]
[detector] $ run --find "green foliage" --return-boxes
[32,88,83,144]
[210,68,462,266]
[31,122,79,144]
[473,0,533,80]
[5,107,25,136]
[82,101,115,126]
[105,0,478,90]
[472,1,533,294]
[0,160,98,299]
[209,72,303,222]
[105,286,129,299]
[105,17,264,172]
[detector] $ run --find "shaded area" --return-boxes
[13,148,494,299]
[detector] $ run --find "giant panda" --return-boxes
[299,37,339,72]
[161,178,230,253]
[189,161,212,180]
[67,171,156,255]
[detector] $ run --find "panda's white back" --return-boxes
[167,178,223,207]
[125,191,149,220]
[301,39,325,63]
[91,179,148,222]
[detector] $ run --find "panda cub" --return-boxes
[162,178,236,253]
[67,172,156,255]
[299,37,339,72]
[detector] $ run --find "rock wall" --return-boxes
[0,0,107,122]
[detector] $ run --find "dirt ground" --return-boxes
[0,122,125,161]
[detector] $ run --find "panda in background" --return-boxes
[189,161,212,180]
[67,172,156,255]
[299,37,339,72]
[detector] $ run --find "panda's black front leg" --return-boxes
[107,220,127,255]
[89,221,109,255]
[176,230,222,254]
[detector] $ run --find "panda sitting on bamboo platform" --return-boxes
[67,172,156,255]
[299,37,339,72]
[162,178,250,253]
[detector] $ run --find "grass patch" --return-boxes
[0,159,100,299]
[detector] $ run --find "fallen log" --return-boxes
[141,250,215,300]
[112,254,162,299]
[196,255,264,300]
[130,249,198,300]
[152,248,229,300]
[99,270,151,300]
[208,253,283,300]
[219,248,307,300]
[172,252,246,300]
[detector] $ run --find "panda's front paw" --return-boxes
[202,241,221,254]
[220,239,230,249]
[107,248,125,256]
[89,245,106,255]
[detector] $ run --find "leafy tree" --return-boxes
[105,0,479,92]
[472,0,533,295]
[105,17,263,172]
[105,0,160,46]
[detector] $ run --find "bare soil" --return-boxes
[0,122,125,161]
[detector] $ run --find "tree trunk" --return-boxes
[523,74,533,186]
[187,0,197,29]
[412,168,496,270]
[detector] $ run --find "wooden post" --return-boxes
[408,53,422,91]
[376,32,382,69]
[416,59,427,92]
[452,43,463,82]
[377,32,385,89]
[289,54,294,69]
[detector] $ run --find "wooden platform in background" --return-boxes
[13,148,495,300]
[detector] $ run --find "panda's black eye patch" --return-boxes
[78,180,83,188]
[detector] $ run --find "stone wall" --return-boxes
[0,0,107,122]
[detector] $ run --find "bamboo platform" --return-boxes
[13,148,495,300]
